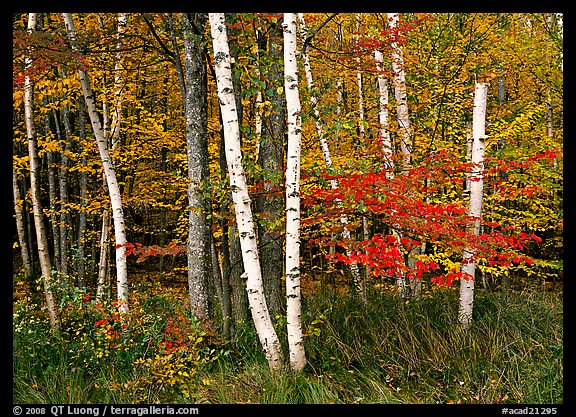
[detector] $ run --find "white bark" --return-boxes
[25,13,60,331]
[96,209,111,301]
[387,14,420,298]
[387,13,412,170]
[374,50,394,175]
[459,82,489,328]
[110,13,128,148]
[209,13,283,372]
[283,13,306,372]
[374,48,407,298]
[62,13,129,315]
[298,13,365,302]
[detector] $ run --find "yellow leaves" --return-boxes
[13,155,29,174]
[257,100,272,117]
[13,89,24,109]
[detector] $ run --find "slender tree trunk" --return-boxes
[356,13,370,291]
[13,168,32,281]
[387,13,422,299]
[209,12,284,371]
[283,13,306,371]
[77,98,88,287]
[298,13,365,303]
[183,13,213,321]
[374,50,394,174]
[110,13,128,148]
[19,171,37,278]
[211,237,232,337]
[46,149,60,272]
[24,13,60,331]
[41,96,60,272]
[97,208,111,300]
[63,13,129,315]
[387,13,412,170]
[56,99,73,277]
[355,15,371,286]
[459,82,489,329]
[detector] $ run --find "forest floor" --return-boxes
[13,265,563,404]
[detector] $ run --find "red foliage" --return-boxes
[303,148,547,287]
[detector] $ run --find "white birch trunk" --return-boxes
[387,13,412,170]
[25,13,60,331]
[388,14,419,298]
[209,13,284,371]
[459,83,489,328]
[110,13,128,148]
[62,13,129,315]
[374,50,394,175]
[374,48,407,298]
[96,209,111,300]
[298,13,365,302]
[283,13,306,371]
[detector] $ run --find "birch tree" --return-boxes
[387,12,412,170]
[374,50,393,175]
[110,13,128,148]
[459,82,489,328]
[209,12,284,371]
[387,13,421,298]
[62,13,129,315]
[24,13,60,331]
[283,12,306,371]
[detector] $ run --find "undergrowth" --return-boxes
[13,276,562,404]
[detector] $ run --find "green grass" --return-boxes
[13,285,563,404]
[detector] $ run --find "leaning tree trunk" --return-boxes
[183,12,213,321]
[283,12,306,372]
[24,13,60,331]
[209,12,284,372]
[459,82,489,329]
[63,13,129,315]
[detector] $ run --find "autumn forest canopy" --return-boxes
[12,13,563,405]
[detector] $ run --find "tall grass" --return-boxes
[13,285,562,404]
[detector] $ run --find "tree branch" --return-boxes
[303,13,339,52]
